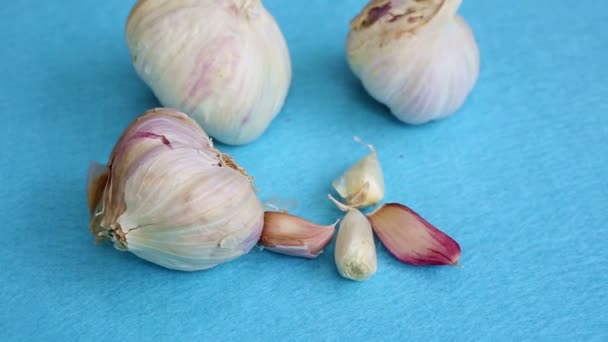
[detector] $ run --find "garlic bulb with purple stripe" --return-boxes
[126,0,291,145]
[347,0,479,124]
[87,108,264,271]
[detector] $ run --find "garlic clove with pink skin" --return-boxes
[347,0,479,124]
[126,0,291,145]
[367,203,461,265]
[88,108,264,271]
[260,212,336,258]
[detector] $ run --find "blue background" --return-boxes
[1,0,606,340]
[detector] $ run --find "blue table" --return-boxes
[1,1,606,340]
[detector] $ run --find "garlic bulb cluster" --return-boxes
[347,0,479,124]
[126,0,291,145]
[87,108,264,271]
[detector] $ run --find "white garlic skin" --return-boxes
[334,209,377,281]
[347,0,479,124]
[119,148,263,271]
[126,0,291,145]
[332,138,384,209]
[89,108,264,271]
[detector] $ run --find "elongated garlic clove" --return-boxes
[260,212,336,258]
[126,0,291,145]
[88,108,264,271]
[367,203,461,265]
[334,208,377,281]
[347,0,479,124]
[332,137,385,209]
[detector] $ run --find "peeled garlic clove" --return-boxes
[367,203,461,265]
[126,0,291,145]
[332,137,385,209]
[260,212,336,258]
[334,208,377,281]
[88,108,264,271]
[347,0,479,124]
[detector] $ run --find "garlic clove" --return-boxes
[88,108,264,271]
[367,203,461,265]
[260,212,336,258]
[347,0,479,124]
[332,136,385,209]
[334,208,377,281]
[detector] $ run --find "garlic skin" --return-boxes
[347,0,479,124]
[88,108,264,271]
[334,208,377,281]
[332,137,384,209]
[126,0,291,145]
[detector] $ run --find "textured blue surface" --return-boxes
[1,0,607,340]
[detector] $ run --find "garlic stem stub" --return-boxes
[260,212,336,258]
[367,203,461,265]
[347,0,480,124]
[87,108,264,271]
[126,0,292,145]
[334,208,378,281]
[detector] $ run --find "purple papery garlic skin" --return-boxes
[367,203,461,266]
[363,2,392,26]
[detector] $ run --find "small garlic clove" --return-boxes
[332,137,385,209]
[334,208,377,281]
[260,212,336,258]
[367,203,461,265]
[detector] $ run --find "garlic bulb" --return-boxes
[126,0,291,145]
[87,108,264,271]
[347,0,479,124]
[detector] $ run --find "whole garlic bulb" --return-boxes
[126,0,291,145]
[87,108,264,271]
[347,0,479,124]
